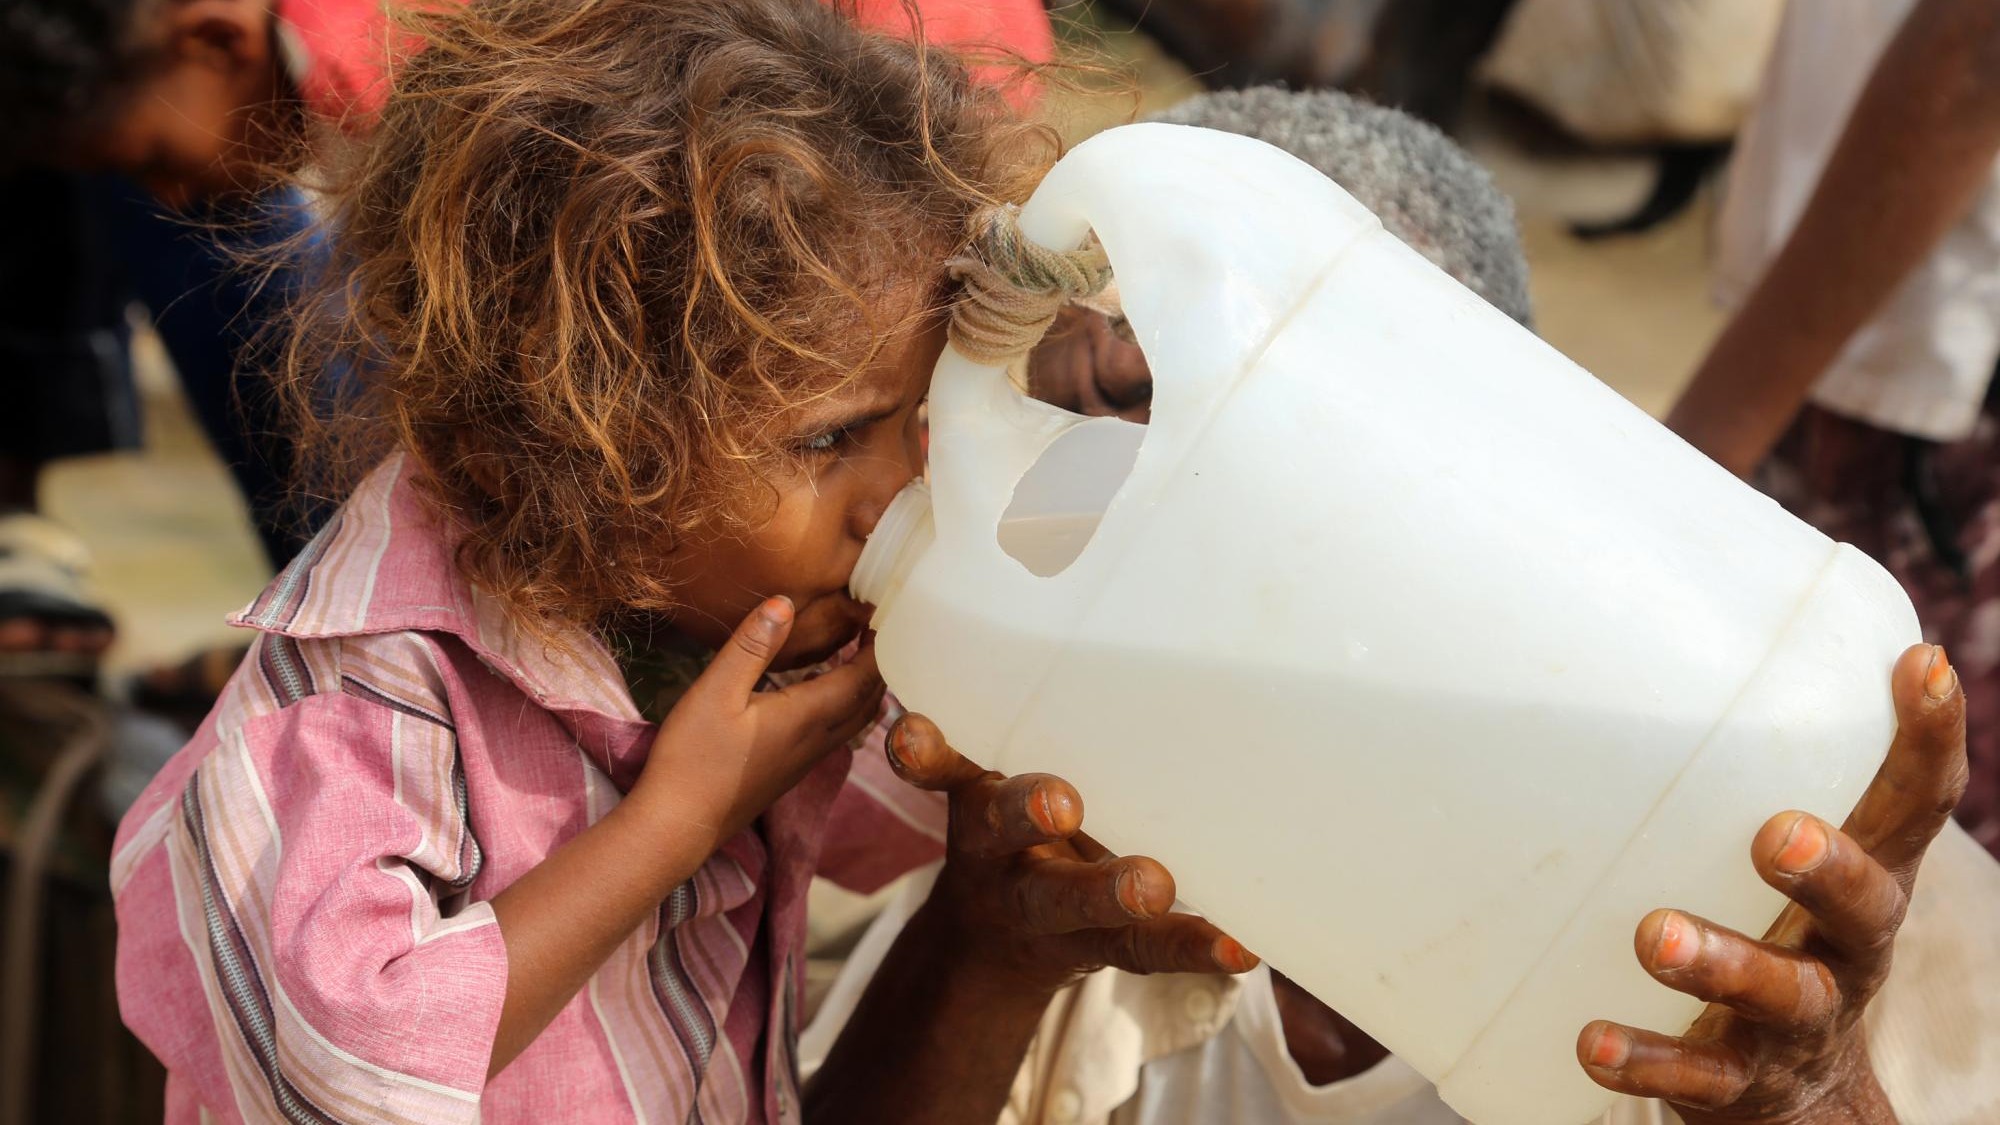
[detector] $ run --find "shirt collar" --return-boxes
[229,452,645,725]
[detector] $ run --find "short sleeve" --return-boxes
[148,690,507,1123]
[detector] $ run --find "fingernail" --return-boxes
[1028,785,1058,835]
[760,596,793,627]
[886,720,911,767]
[1117,868,1149,916]
[1776,815,1829,874]
[1653,912,1698,970]
[1926,646,1956,700]
[1586,1026,1630,1070]
[1213,936,1257,972]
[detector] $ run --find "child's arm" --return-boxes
[804,713,1257,1124]
[486,596,884,1076]
[1581,644,1967,1123]
[1666,0,2000,477]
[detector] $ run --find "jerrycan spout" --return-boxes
[850,480,935,613]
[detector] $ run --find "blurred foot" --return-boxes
[0,513,114,676]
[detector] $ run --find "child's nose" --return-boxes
[851,451,923,541]
[852,498,886,542]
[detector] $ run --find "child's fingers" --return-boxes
[1083,914,1258,977]
[699,597,796,702]
[1842,644,1968,882]
[1633,908,1841,1034]
[1577,1021,1751,1107]
[1013,854,1175,932]
[776,644,882,726]
[950,773,1083,857]
[1753,811,1910,966]
[885,712,989,791]
[821,677,888,748]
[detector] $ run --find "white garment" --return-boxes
[1714,0,2000,441]
[1112,965,1682,1125]
[1480,0,1786,144]
[803,823,2000,1124]
[1110,968,1463,1125]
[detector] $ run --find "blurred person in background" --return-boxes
[1072,0,1519,130]
[0,0,416,682]
[1666,0,2000,858]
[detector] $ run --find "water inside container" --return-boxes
[997,512,1107,577]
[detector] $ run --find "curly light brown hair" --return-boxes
[282,0,1049,631]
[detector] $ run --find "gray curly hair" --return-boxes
[1149,87,1533,327]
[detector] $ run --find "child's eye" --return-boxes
[800,425,853,454]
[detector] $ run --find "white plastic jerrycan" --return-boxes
[849,123,1919,1125]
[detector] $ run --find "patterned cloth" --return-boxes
[111,454,946,1124]
[1762,400,2000,857]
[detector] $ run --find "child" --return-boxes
[108,3,1239,1123]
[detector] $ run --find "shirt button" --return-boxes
[1183,985,1219,1024]
[1048,1088,1083,1124]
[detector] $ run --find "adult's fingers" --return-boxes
[1010,853,1176,933]
[1081,913,1258,977]
[1633,909,1841,1034]
[1842,644,1968,881]
[1067,830,1113,863]
[1753,812,1909,966]
[949,772,1083,857]
[885,711,989,791]
[1577,1021,1752,1107]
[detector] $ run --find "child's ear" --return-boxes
[165,0,274,75]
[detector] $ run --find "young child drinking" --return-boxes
[108,2,1244,1122]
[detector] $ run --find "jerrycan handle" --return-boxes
[925,204,1108,545]
[927,123,1384,552]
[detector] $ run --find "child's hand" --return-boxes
[1579,644,1967,1124]
[886,712,1258,993]
[635,597,885,847]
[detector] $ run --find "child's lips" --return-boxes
[830,589,875,623]
[782,592,874,668]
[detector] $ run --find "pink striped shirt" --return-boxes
[112,454,946,1123]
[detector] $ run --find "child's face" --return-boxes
[665,321,941,670]
[71,0,283,209]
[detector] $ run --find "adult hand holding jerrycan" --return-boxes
[849,123,1919,1125]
